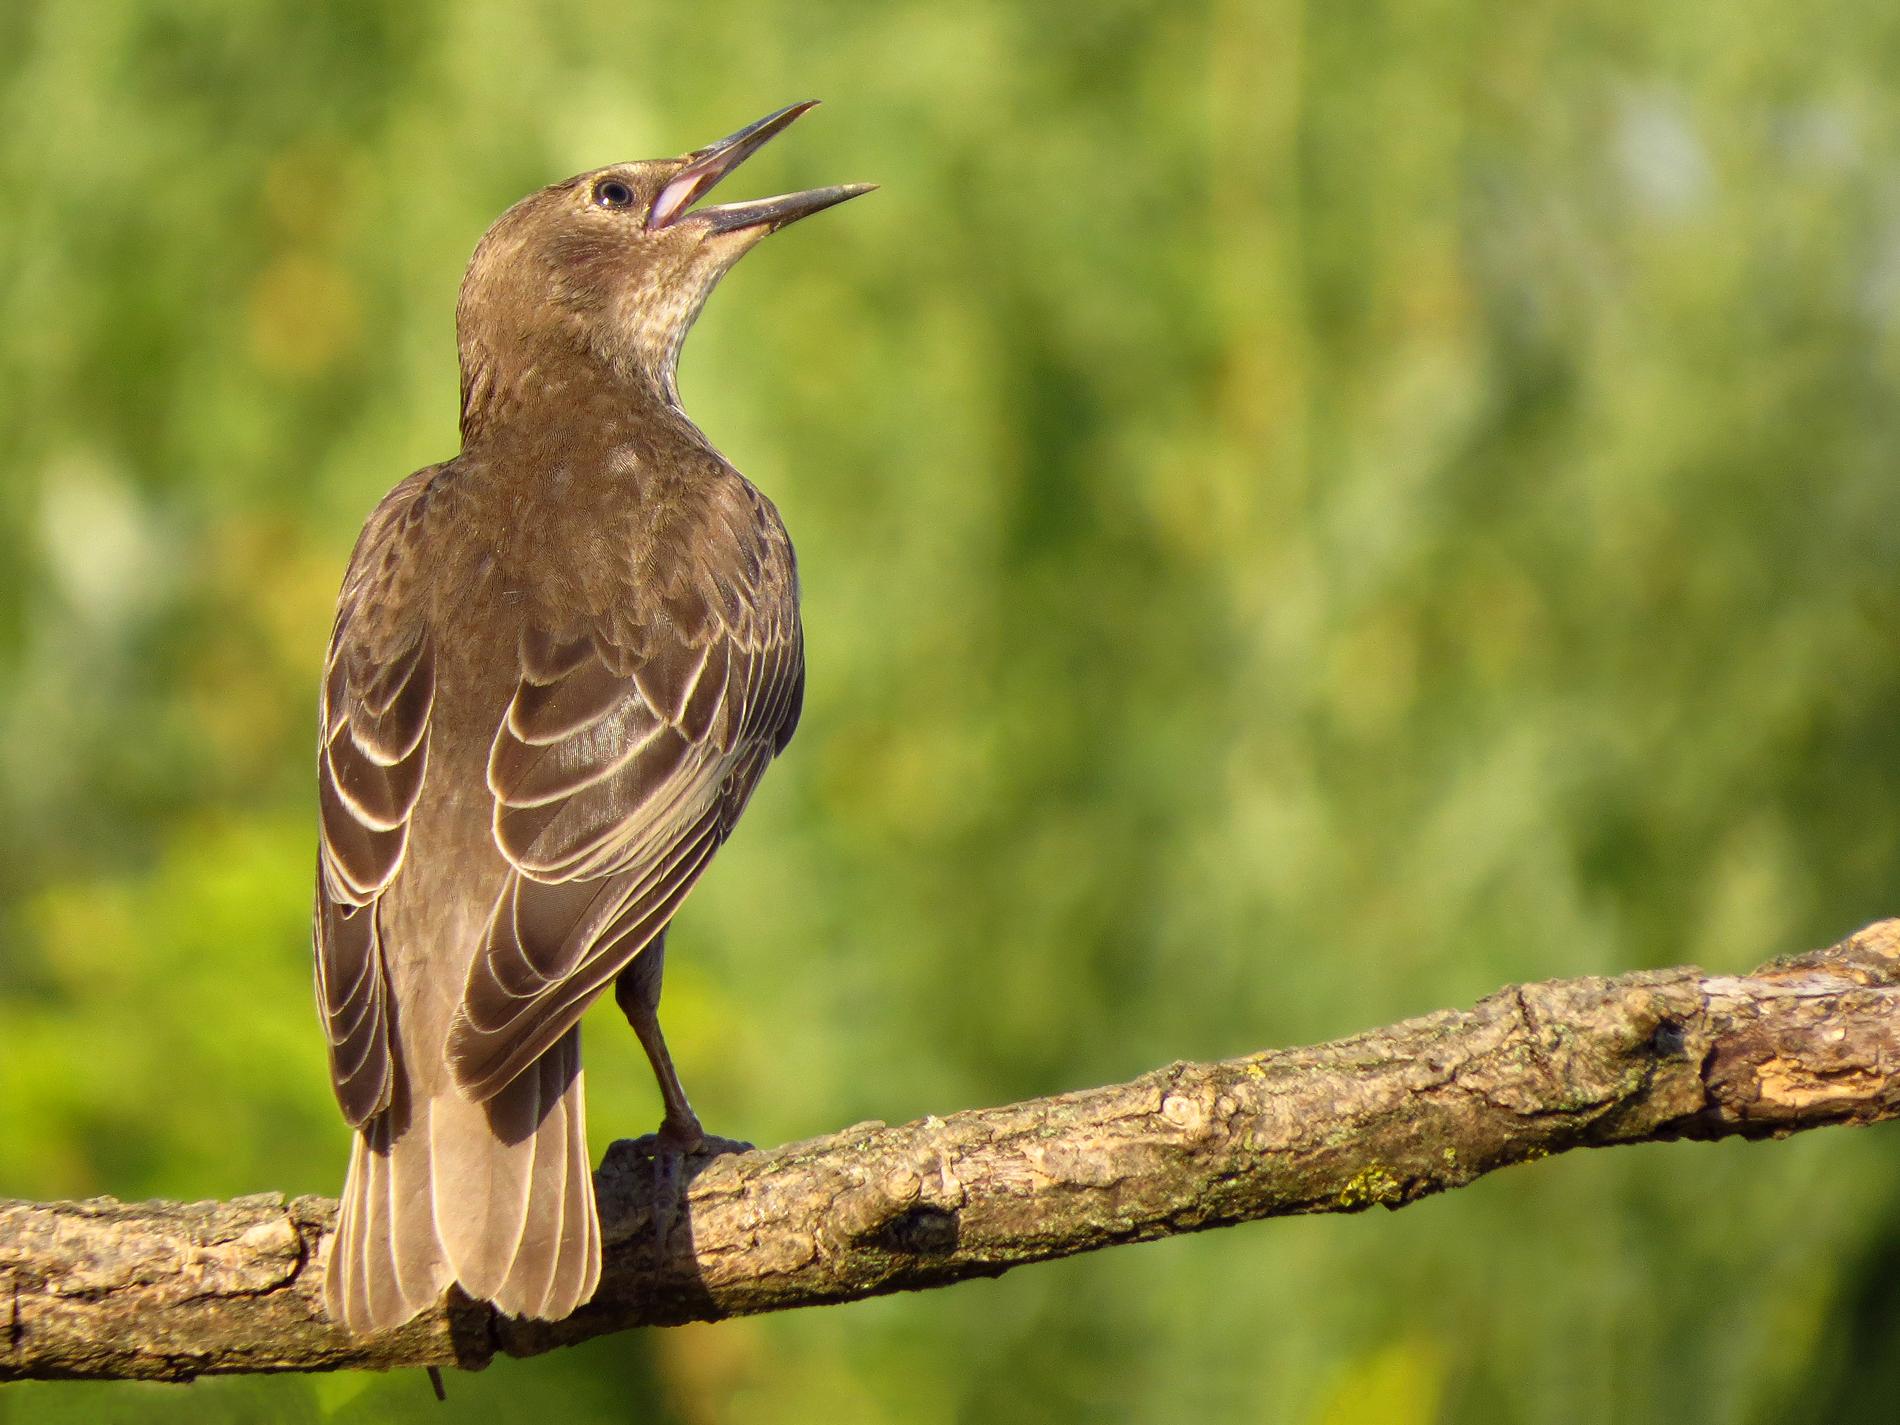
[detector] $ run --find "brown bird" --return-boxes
[314,103,871,1333]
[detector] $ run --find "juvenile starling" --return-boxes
[314,103,870,1333]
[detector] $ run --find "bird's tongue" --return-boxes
[649,170,708,230]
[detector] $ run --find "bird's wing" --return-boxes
[313,474,438,1127]
[446,500,803,1101]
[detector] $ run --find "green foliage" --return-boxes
[4,0,1900,1420]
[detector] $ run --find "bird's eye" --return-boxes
[593,179,636,210]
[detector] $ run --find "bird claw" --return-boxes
[614,1129,754,1261]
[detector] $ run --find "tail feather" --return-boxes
[325,1027,599,1334]
[326,1115,452,1331]
[551,1068,603,1316]
[429,1046,543,1301]
[495,1044,578,1318]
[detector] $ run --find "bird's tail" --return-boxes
[324,1027,602,1333]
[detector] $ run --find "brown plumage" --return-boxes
[314,104,871,1333]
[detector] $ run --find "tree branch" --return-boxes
[5,919,1899,1382]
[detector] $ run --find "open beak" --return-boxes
[649,101,876,236]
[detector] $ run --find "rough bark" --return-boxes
[5,919,1899,1383]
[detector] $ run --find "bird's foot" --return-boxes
[624,1118,754,1261]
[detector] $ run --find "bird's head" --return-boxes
[456,102,872,433]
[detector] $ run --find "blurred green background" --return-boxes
[3,0,1900,1420]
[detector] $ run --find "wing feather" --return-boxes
[488,696,667,811]
[506,658,628,746]
[313,471,440,1128]
[446,489,802,1103]
[679,638,731,746]
[451,809,728,1098]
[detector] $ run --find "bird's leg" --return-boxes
[613,936,705,1154]
[615,934,755,1257]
